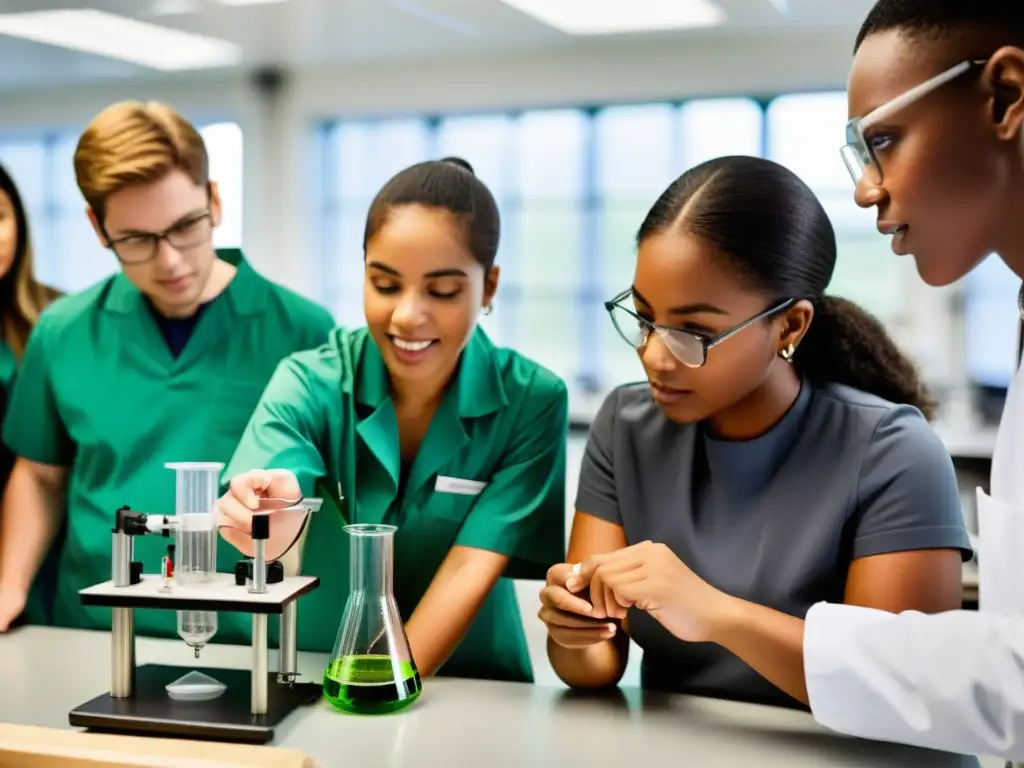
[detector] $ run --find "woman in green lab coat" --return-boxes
[219,157,568,683]
[0,162,61,488]
[0,101,335,634]
[0,161,60,628]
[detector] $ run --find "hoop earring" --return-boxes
[482,304,493,316]
[779,343,795,362]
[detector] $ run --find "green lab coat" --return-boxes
[0,337,14,395]
[2,249,335,634]
[0,337,16,488]
[220,326,568,682]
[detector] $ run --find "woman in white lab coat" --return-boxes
[570,0,1024,760]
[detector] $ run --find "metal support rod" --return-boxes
[252,613,268,715]
[278,601,297,683]
[250,539,267,594]
[112,531,132,587]
[110,607,135,699]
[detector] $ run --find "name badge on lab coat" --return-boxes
[435,476,488,496]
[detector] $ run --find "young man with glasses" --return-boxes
[0,101,334,636]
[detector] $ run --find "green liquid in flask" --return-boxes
[323,654,422,714]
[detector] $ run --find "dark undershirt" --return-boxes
[146,299,213,358]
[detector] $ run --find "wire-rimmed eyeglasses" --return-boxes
[605,289,794,368]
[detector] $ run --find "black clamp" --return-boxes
[234,559,284,586]
[114,506,146,584]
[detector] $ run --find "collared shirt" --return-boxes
[3,249,335,631]
[221,325,569,682]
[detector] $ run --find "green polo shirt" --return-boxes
[221,326,568,682]
[2,249,335,632]
[0,337,16,490]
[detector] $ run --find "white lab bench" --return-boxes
[0,626,1000,767]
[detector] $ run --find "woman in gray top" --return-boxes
[539,155,972,709]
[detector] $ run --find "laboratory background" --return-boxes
[0,0,1008,762]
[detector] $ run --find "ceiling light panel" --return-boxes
[499,0,725,35]
[0,9,242,70]
[209,0,291,5]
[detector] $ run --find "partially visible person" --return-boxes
[0,101,334,633]
[539,156,970,709]
[217,157,567,682]
[0,161,60,627]
[801,0,1024,760]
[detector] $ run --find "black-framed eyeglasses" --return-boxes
[605,289,795,368]
[106,210,214,265]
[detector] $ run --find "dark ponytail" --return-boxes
[363,155,500,270]
[798,296,936,419]
[638,155,935,419]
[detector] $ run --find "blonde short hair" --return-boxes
[74,100,209,218]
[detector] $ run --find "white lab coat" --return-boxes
[804,324,1024,760]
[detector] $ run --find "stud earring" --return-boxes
[779,343,795,362]
[482,304,493,316]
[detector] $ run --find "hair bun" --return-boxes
[440,156,475,175]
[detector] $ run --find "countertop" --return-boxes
[0,625,998,767]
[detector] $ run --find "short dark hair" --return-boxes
[363,156,500,271]
[855,0,1024,53]
[637,155,935,419]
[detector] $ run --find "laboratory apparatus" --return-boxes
[166,461,219,585]
[166,462,221,662]
[68,463,325,743]
[323,524,422,715]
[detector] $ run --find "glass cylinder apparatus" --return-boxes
[166,462,221,584]
[165,462,223,658]
[323,524,421,715]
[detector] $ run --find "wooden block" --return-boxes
[0,723,318,767]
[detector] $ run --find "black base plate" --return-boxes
[69,664,322,744]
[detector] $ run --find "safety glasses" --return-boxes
[841,58,988,185]
[605,289,794,368]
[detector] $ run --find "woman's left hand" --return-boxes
[565,541,735,644]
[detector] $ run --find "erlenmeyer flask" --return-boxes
[323,524,421,714]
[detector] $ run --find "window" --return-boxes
[0,121,244,295]
[679,98,763,168]
[766,93,918,348]
[320,94,984,409]
[203,121,244,249]
[436,114,515,345]
[318,101,766,398]
[319,110,588,385]
[513,110,587,385]
[964,254,1020,389]
[0,139,54,284]
[594,104,677,386]
[323,119,435,330]
[49,133,112,292]
[593,99,765,389]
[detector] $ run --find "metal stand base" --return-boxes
[69,664,321,744]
